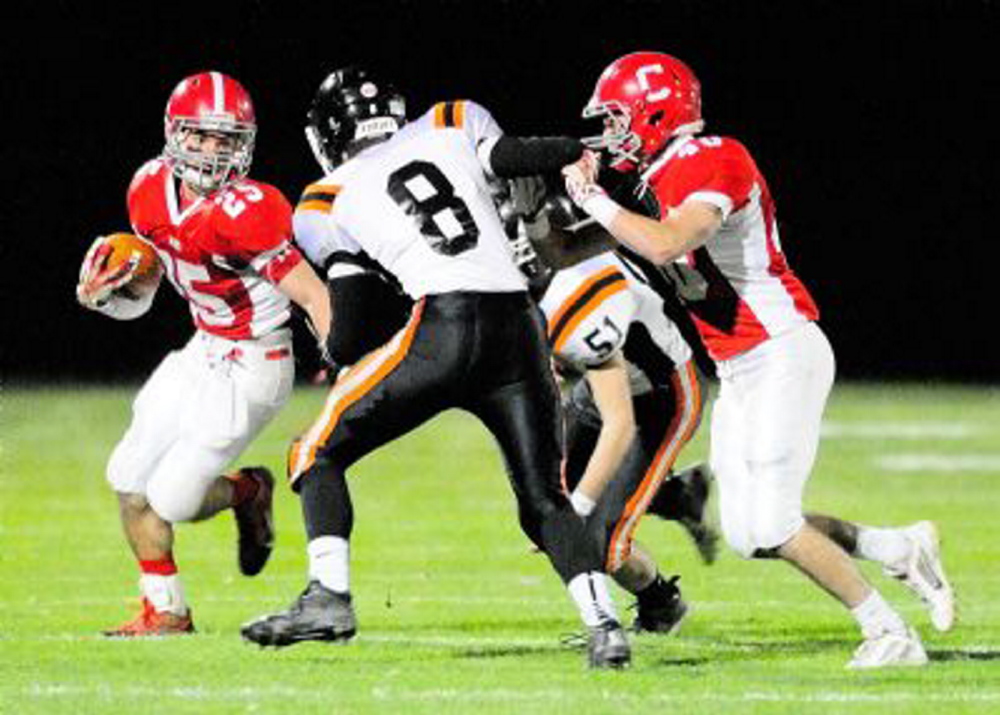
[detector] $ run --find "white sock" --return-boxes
[851,589,907,638]
[308,536,350,593]
[139,574,188,615]
[856,526,911,569]
[567,572,618,627]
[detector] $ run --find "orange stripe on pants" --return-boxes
[605,361,702,572]
[288,301,425,487]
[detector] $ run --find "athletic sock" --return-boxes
[138,556,188,615]
[308,536,350,593]
[567,571,618,627]
[851,589,907,638]
[856,526,911,569]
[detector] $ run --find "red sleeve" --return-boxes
[657,137,757,212]
[127,159,169,237]
[212,182,303,283]
[214,182,293,252]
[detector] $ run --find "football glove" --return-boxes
[76,235,142,310]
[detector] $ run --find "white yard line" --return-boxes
[822,422,987,439]
[17,683,1000,704]
[2,594,941,611]
[876,454,1000,472]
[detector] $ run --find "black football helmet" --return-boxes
[305,66,406,173]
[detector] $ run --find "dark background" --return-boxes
[6,0,996,383]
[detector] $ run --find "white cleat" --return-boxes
[885,521,956,632]
[847,628,928,669]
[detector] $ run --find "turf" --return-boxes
[1,382,999,714]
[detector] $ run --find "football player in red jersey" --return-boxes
[77,72,331,637]
[561,52,954,667]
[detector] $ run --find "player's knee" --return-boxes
[516,488,567,547]
[516,502,548,548]
[719,513,757,559]
[721,508,802,559]
[146,480,201,524]
[106,441,139,492]
[748,514,802,557]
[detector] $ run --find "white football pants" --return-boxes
[107,328,294,523]
[710,322,835,558]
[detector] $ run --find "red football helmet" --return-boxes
[163,72,256,194]
[582,52,704,171]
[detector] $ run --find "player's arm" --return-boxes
[276,260,331,344]
[457,99,584,178]
[570,352,636,516]
[602,200,722,265]
[293,186,404,364]
[484,136,584,178]
[563,151,723,264]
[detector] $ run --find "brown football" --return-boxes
[104,232,163,296]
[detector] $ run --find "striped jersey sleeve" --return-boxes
[292,178,362,267]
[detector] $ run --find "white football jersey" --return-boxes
[539,252,692,395]
[294,100,527,298]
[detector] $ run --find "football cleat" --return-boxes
[103,598,194,638]
[241,580,357,647]
[587,619,632,669]
[885,521,955,632]
[232,467,275,577]
[847,627,928,669]
[632,575,689,635]
[675,464,720,565]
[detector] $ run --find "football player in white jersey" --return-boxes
[75,72,332,636]
[560,52,954,668]
[241,67,630,668]
[505,189,719,634]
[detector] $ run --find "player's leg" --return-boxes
[630,370,717,563]
[467,295,628,668]
[612,543,688,635]
[807,513,955,632]
[473,382,631,668]
[577,370,700,634]
[147,333,294,571]
[103,349,195,636]
[105,334,293,636]
[718,324,925,667]
[242,302,456,647]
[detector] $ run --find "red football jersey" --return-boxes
[642,135,819,360]
[127,159,303,339]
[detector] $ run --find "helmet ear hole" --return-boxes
[648,110,665,126]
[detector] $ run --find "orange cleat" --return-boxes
[103,598,194,637]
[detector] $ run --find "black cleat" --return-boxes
[676,464,719,565]
[587,619,631,669]
[241,580,357,647]
[233,467,275,577]
[633,574,689,634]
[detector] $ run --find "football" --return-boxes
[104,232,163,298]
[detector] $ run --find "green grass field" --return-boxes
[2,382,999,714]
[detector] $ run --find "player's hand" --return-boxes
[76,236,141,309]
[508,176,547,220]
[562,150,606,208]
